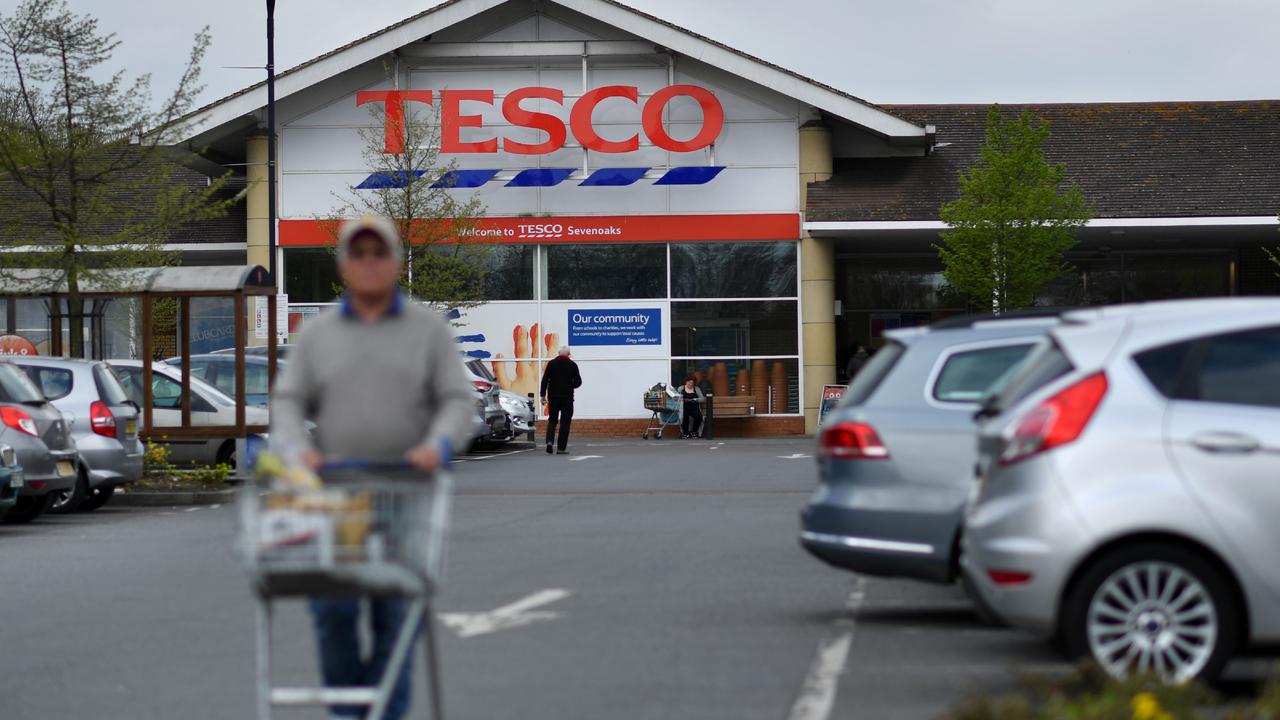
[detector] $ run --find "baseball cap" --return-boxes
[337,215,403,263]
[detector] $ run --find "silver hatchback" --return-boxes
[13,358,143,512]
[964,298,1280,682]
[801,315,1055,582]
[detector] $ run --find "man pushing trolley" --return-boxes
[253,215,476,720]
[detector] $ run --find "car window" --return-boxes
[1133,341,1195,398]
[188,361,211,381]
[988,340,1075,413]
[93,365,131,406]
[0,363,47,403]
[840,341,905,407]
[20,365,74,400]
[932,344,1035,403]
[1195,326,1280,409]
[113,366,220,412]
[246,364,270,395]
[467,360,497,383]
[212,363,235,397]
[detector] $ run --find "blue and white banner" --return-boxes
[568,308,662,346]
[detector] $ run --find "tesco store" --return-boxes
[172,0,1280,434]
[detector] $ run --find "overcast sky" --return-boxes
[5,0,1279,108]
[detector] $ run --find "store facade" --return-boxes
[170,0,1280,434]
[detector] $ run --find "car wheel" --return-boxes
[4,494,55,523]
[216,441,236,470]
[49,468,89,514]
[78,484,115,512]
[1062,543,1238,683]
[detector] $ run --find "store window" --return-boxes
[671,301,797,357]
[546,243,666,300]
[671,242,797,298]
[670,358,799,414]
[284,248,340,303]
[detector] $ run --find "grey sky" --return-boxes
[6,0,1280,108]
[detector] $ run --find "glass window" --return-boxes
[990,341,1075,414]
[670,358,799,414]
[14,298,51,353]
[1134,342,1195,398]
[547,244,666,299]
[671,301,797,356]
[480,245,534,301]
[1196,326,1280,409]
[285,248,341,303]
[932,344,1034,403]
[188,298,236,355]
[0,363,46,403]
[671,242,797,298]
[842,341,905,407]
[93,365,130,406]
[20,365,73,400]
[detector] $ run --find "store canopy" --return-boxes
[0,265,274,297]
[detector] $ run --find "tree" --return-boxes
[0,0,234,357]
[323,94,490,309]
[935,105,1090,312]
[1265,244,1280,279]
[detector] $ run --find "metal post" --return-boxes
[703,394,715,440]
[141,296,154,435]
[267,294,278,389]
[180,297,191,428]
[234,293,247,432]
[424,604,445,720]
[266,0,278,288]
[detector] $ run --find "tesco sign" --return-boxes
[355,84,724,156]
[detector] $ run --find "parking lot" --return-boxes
[0,437,1163,719]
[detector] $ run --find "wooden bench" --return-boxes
[707,395,755,418]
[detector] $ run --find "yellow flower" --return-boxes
[1131,692,1168,720]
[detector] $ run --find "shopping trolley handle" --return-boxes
[319,458,416,472]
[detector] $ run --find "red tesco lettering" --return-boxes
[358,84,723,155]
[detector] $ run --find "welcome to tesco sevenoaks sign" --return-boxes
[355,84,724,155]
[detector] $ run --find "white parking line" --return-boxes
[786,577,866,720]
[454,448,534,463]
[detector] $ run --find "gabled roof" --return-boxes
[806,100,1280,222]
[174,0,927,144]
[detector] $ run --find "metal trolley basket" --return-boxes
[641,383,681,439]
[240,462,451,720]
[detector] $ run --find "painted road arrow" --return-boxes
[778,453,812,459]
[439,589,571,639]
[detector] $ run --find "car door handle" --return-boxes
[1191,432,1260,454]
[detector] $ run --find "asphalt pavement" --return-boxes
[0,437,1134,719]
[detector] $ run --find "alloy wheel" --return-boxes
[1086,560,1218,682]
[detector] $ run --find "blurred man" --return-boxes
[271,215,475,720]
[540,345,581,455]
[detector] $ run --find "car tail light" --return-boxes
[988,569,1033,586]
[90,401,117,438]
[819,421,890,459]
[1,406,38,437]
[471,380,493,393]
[1000,372,1108,466]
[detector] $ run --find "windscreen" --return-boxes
[985,339,1075,415]
[0,363,48,403]
[840,341,905,407]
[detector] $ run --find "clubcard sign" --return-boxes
[568,309,661,346]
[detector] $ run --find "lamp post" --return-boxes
[266,0,278,288]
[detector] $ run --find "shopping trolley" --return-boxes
[641,383,681,439]
[240,461,451,720]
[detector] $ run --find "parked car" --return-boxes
[963,298,1280,683]
[13,358,144,512]
[211,344,292,361]
[464,359,535,440]
[164,354,280,406]
[107,360,268,469]
[0,361,78,523]
[800,313,1056,582]
[0,444,23,522]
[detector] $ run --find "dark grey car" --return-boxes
[0,362,78,523]
[800,315,1056,582]
[14,358,143,512]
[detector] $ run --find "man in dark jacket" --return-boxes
[540,345,582,455]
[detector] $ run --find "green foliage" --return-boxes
[141,440,229,490]
[936,105,1090,312]
[1264,245,1280,279]
[0,0,236,356]
[951,662,1280,720]
[323,84,491,309]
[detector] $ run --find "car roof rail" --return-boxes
[929,307,1075,330]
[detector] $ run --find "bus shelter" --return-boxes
[0,265,278,441]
